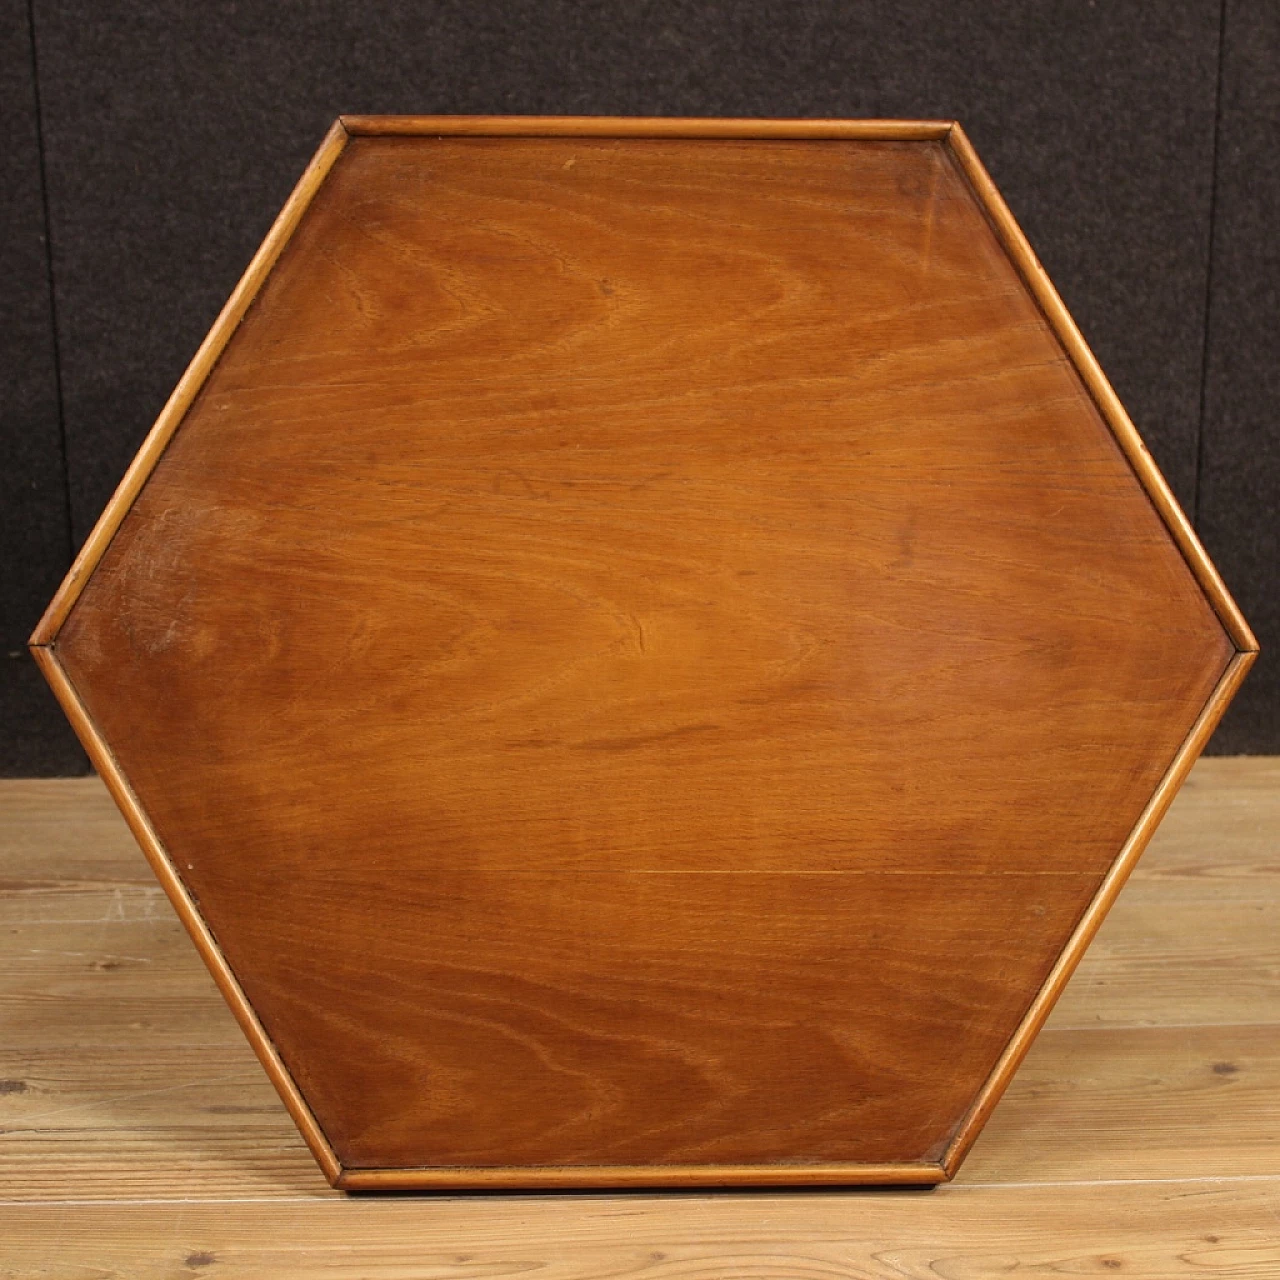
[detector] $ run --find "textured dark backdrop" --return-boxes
[3,0,1274,772]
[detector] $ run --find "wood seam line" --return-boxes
[943,122,1257,656]
[25,646,343,1186]
[28,118,351,649]
[940,647,1257,1176]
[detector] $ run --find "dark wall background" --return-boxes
[3,0,1275,772]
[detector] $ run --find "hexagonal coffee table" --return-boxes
[32,117,1255,1190]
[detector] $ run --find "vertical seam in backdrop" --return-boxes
[25,0,73,569]
[1195,0,1230,530]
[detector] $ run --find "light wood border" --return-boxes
[29,116,1257,1194]
[937,122,1258,1174]
[944,124,1256,653]
[28,644,343,1185]
[339,115,953,140]
[30,119,351,647]
[939,648,1256,1175]
[337,1162,945,1192]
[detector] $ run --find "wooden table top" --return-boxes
[30,118,1254,1188]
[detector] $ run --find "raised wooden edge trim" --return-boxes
[944,122,1258,656]
[29,119,352,647]
[27,644,344,1187]
[940,645,1258,1177]
[939,120,1257,1176]
[935,128,1258,1176]
[25,115,1259,1193]
[336,1162,946,1191]
[339,114,953,140]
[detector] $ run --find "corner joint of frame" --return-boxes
[938,1143,964,1180]
[943,120,970,152]
[28,617,60,649]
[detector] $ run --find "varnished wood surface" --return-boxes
[1,761,1277,1274]
[40,128,1242,1180]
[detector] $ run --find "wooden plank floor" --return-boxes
[1,758,1277,1277]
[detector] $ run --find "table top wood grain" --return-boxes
[30,118,1253,1188]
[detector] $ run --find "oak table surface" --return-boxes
[31,121,1251,1186]
[1,758,1277,1276]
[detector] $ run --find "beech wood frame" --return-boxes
[30,116,1258,1192]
